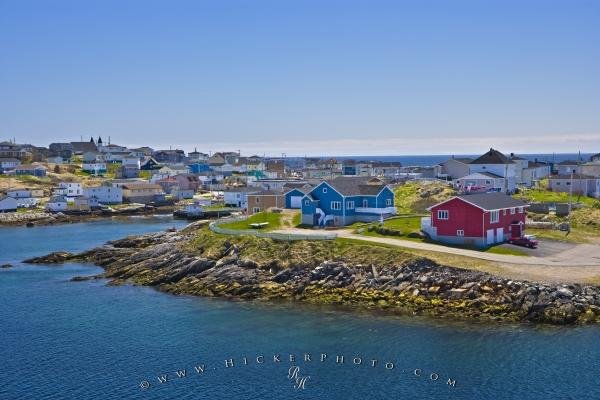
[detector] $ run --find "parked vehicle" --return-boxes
[508,235,538,248]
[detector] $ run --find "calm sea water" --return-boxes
[291,153,595,167]
[1,217,599,399]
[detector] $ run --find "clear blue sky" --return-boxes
[1,0,599,156]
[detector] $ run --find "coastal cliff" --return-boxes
[24,224,600,325]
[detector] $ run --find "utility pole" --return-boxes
[568,169,573,235]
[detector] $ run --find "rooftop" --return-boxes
[455,192,527,210]
[470,148,514,165]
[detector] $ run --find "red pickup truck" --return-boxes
[507,235,539,249]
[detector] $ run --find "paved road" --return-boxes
[335,230,600,267]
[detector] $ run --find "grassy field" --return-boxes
[393,181,455,214]
[219,211,283,231]
[515,186,599,207]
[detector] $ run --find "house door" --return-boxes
[486,229,495,244]
[496,227,504,243]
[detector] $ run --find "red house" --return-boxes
[421,193,528,247]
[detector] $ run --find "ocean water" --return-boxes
[1,217,599,399]
[289,153,594,167]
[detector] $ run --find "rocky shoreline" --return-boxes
[0,205,176,227]
[23,225,600,325]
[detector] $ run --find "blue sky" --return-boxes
[1,0,599,155]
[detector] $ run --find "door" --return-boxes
[486,229,495,244]
[496,227,504,243]
[290,196,302,208]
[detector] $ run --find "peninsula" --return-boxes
[24,222,600,326]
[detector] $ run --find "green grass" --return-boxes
[355,216,425,242]
[393,182,456,214]
[514,187,599,207]
[219,211,283,231]
[292,211,301,226]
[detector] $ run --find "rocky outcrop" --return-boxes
[23,229,600,325]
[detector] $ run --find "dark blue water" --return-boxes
[289,153,594,167]
[1,217,599,399]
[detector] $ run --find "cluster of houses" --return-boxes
[2,139,600,249]
[437,148,600,198]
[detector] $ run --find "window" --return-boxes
[256,197,260,204]
[518,207,524,213]
[510,208,515,214]
[485,180,491,184]
[437,210,449,220]
[503,209,507,215]
[252,207,260,213]
[566,182,571,186]
[457,229,464,237]
[386,198,392,206]
[323,187,327,193]
[556,182,561,186]
[305,200,310,206]
[490,210,500,223]
[346,201,354,209]
[331,201,342,210]
[363,199,369,207]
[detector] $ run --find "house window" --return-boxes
[518,207,524,213]
[556,182,561,185]
[457,229,464,237]
[566,182,571,186]
[363,199,368,207]
[485,180,491,184]
[256,197,260,204]
[305,200,310,206]
[346,201,354,209]
[490,210,500,223]
[437,210,449,220]
[252,207,260,213]
[323,187,327,193]
[510,208,515,214]
[503,209,507,215]
[331,201,341,211]
[386,198,392,206]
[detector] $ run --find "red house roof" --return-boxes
[429,193,528,212]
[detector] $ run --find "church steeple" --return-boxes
[90,136,95,143]
[98,136,103,145]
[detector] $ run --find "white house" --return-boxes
[556,160,582,175]
[468,148,518,193]
[45,196,68,212]
[46,156,66,164]
[0,195,18,212]
[172,188,195,200]
[82,162,107,175]
[56,182,83,197]
[7,189,32,198]
[83,185,123,204]
[0,158,21,172]
[454,172,505,194]
[521,161,552,187]
[223,187,261,208]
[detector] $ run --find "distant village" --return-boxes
[1,137,600,247]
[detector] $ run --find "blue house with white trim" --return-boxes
[300,176,396,226]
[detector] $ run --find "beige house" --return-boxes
[246,190,284,214]
[122,183,165,203]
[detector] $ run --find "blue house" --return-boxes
[188,163,211,174]
[283,183,314,209]
[300,176,396,226]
